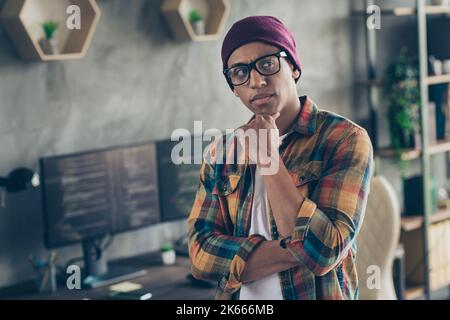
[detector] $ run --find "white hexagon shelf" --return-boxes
[1,0,101,61]
[161,0,230,41]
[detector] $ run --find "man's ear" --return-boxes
[287,60,300,80]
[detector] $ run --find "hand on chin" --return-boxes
[254,108,279,117]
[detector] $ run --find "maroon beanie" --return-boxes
[221,16,302,83]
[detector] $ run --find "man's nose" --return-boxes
[249,68,267,88]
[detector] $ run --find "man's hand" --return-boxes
[237,113,281,167]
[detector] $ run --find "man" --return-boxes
[188,16,373,300]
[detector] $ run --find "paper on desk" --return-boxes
[109,281,143,293]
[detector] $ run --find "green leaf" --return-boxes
[42,20,59,39]
[189,10,203,23]
[382,47,420,163]
[160,243,174,252]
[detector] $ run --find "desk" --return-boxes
[0,252,215,300]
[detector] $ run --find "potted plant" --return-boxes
[160,243,176,265]
[382,48,421,165]
[189,9,205,35]
[39,20,59,55]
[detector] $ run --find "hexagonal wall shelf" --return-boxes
[161,0,230,41]
[1,0,101,61]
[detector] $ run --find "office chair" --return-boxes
[356,175,401,300]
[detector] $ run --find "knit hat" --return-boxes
[221,16,302,86]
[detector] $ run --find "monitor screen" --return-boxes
[40,143,160,248]
[156,135,209,222]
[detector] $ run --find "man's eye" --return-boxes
[261,60,274,69]
[232,68,247,78]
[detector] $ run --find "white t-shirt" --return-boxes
[239,133,289,300]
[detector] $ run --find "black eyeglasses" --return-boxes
[223,51,288,86]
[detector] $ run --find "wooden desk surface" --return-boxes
[0,252,216,300]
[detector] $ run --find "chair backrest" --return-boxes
[356,175,401,300]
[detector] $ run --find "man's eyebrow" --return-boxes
[229,51,279,68]
[230,62,247,68]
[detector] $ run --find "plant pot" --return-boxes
[390,127,420,150]
[39,38,59,55]
[191,20,205,35]
[161,249,176,265]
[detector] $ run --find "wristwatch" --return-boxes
[279,238,288,249]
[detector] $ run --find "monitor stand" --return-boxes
[81,238,147,289]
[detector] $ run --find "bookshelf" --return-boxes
[0,0,101,61]
[355,0,450,299]
[161,0,230,41]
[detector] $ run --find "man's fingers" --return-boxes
[255,115,265,124]
[257,113,280,122]
[272,112,281,120]
[238,123,253,132]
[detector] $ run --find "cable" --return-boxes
[101,233,114,251]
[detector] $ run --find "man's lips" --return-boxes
[251,94,274,105]
[251,93,274,102]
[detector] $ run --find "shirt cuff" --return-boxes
[223,234,266,294]
[279,197,317,247]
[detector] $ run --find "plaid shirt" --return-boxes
[188,96,373,300]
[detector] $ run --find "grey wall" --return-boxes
[0,0,358,288]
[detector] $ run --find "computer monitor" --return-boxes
[40,142,160,288]
[156,134,219,258]
[156,135,210,223]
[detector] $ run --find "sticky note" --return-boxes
[109,281,143,293]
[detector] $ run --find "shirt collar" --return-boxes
[293,95,319,136]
